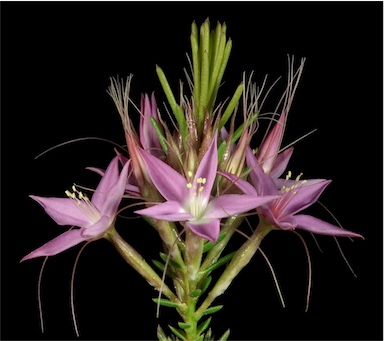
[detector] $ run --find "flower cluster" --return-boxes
[22,19,363,341]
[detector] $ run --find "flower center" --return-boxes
[272,171,307,218]
[65,185,101,224]
[186,174,208,220]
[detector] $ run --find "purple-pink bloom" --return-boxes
[134,134,278,242]
[21,155,130,261]
[221,148,363,238]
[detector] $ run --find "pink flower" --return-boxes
[134,134,278,242]
[21,155,129,261]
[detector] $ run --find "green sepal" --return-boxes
[201,305,223,316]
[218,329,231,341]
[150,116,168,154]
[203,232,227,253]
[152,298,180,309]
[194,336,204,341]
[218,83,244,131]
[178,322,191,329]
[159,252,183,269]
[231,111,259,143]
[199,276,212,294]
[196,317,211,335]
[189,289,202,298]
[169,325,187,341]
[217,140,227,164]
[202,251,235,274]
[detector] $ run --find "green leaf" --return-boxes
[218,328,231,341]
[218,83,244,131]
[197,317,211,335]
[157,325,169,341]
[178,322,191,329]
[150,117,168,155]
[169,325,187,341]
[152,298,180,309]
[203,251,235,274]
[199,276,212,294]
[159,252,183,269]
[156,66,187,143]
[201,305,223,316]
[203,232,227,252]
[189,289,202,298]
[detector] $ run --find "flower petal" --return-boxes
[194,133,218,200]
[186,219,220,242]
[294,214,364,238]
[138,147,188,202]
[279,179,331,218]
[81,215,112,239]
[97,160,130,217]
[246,147,279,196]
[135,201,194,222]
[206,194,279,219]
[30,195,90,227]
[20,229,85,261]
[92,155,120,210]
[269,147,294,179]
[218,171,258,195]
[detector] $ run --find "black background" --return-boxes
[1,1,383,340]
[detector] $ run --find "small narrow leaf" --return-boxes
[201,305,223,316]
[152,298,180,309]
[159,252,183,269]
[199,276,212,294]
[150,117,168,154]
[203,251,235,274]
[178,322,191,329]
[218,328,231,341]
[197,317,211,335]
[169,325,187,341]
[189,289,202,298]
[218,83,244,131]
[157,325,168,341]
[203,232,227,252]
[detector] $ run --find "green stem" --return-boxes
[106,228,179,303]
[195,219,273,318]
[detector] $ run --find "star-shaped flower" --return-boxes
[21,155,129,261]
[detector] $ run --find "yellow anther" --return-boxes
[72,185,77,192]
[302,180,308,184]
[187,171,193,178]
[186,183,192,189]
[65,190,76,199]
[286,170,292,180]
[295,172,303,181]
[199,186,204,192]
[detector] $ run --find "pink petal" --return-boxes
[294,214,364,238]
[186,219,220,242]
[257,111,286,174]
[194,133,218,201]
[135,201,193,221]
[92,156,120,210]
[246,147,279,196]
[30,195,90,227]
[20,229,85,261]
[218,171,258,195]
[279,180,331,219]
[269,147,294,179]
[97,159,130,217]
[138,147,188,202]
[81,215,112,239]
[206,194,279,219]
